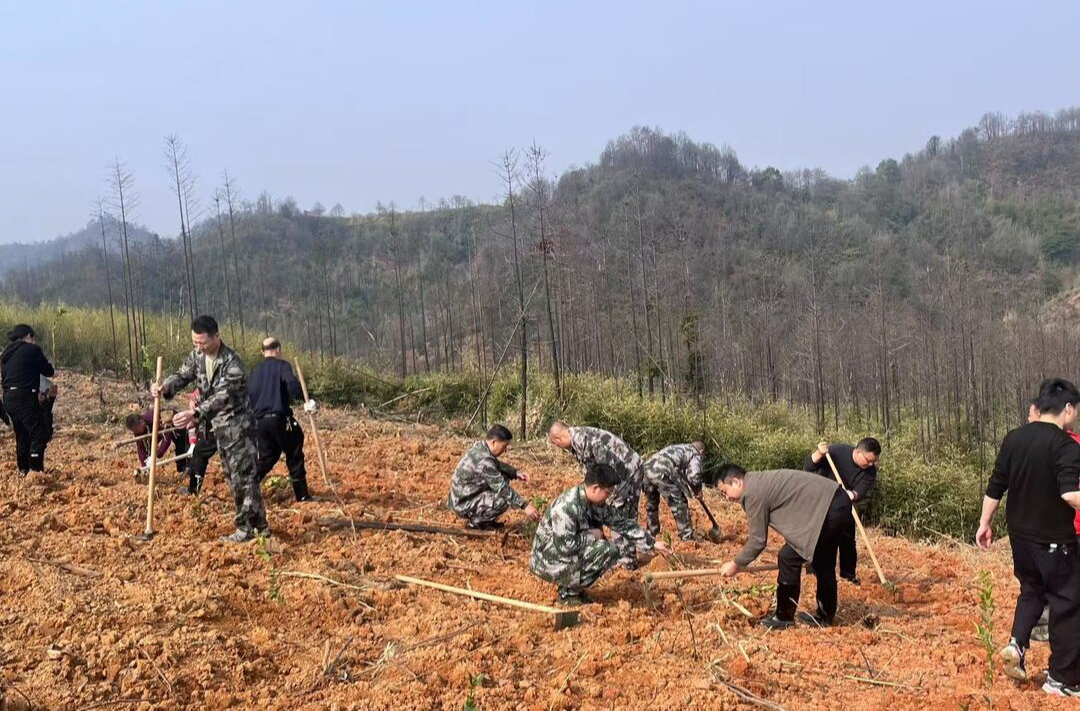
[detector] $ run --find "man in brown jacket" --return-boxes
[717,465,854,629]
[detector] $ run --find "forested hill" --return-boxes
[0,220,156,276]
[5,108,1080,449]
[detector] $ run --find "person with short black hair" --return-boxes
[1,324,55,475]
[448,424,539,529]
[530,462,669,605]
[547,420,647,568]
[804,436,881,584]
[977,378,1080,696]
[717,464,854,629]
[125,409,187,473]
[151,315,269,543]
[248,337,318,502]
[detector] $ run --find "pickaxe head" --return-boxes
[554,610,581,630]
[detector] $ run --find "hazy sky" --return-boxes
[2,1,1078,244]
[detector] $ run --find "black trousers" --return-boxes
[775,489,855,622]
[185,431,218,493]
[838,508,857,578]
[254,413,309,500]
[1009,534,1080,685]
[4,389,49,472]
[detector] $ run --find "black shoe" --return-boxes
[177,485,196,495]
[557,590,590,607]
[466,519,505,531]
[840,574,861,586]
[18,469,29,477]
[759,615,795,630]
[797,611,834,627]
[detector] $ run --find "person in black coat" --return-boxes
[804,437,881,584]
[248,337,318,502]
[1,324,55,475]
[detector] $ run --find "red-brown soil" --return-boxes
[0,374,1071,710]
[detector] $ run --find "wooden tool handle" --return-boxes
[294,359,330,486]
[143,357,163,537]
[644,563,778,582]
[824,451,888,586]
[396,575,563,614]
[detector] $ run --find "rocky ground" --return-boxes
[0,373,1069,710]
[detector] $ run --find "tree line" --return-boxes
[6,109,1080,459]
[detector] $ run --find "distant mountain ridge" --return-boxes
[0,219,156,276]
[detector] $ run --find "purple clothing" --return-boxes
[135,410,173,464]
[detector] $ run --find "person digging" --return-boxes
[716,464,854,629]
[530,461,668,606]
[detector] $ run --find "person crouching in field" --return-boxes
[530,462,669,606]
[448,424,540,530]
[977,379,1080,696]
[717,465,854,629]
[125,410,188,474]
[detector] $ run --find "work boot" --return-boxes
[219,529,259,544]
[292,478,312,502]
[557,589,590,606]
[840,574,861,586]
[759,615,795,630]
[1043,673,1080,697]
[1000,638,1027,682]
[797,610,834,628]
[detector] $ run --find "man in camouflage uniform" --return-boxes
[447,424,540,529]
[530,462,668,605]
[644,441,705,541]
[548,421,646,567]
[151,315,269,543]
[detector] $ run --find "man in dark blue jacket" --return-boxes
[248,337,317,502]
[1,324,55,475]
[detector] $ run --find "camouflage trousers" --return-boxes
[645,478,694,540]
[609,489,643,565]
[559,538,620,598]
[450,490,511,528]
[214,417,269,535]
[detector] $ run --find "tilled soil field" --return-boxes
[0,373,1070,710]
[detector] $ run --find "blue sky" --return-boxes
[2,0,1078,243]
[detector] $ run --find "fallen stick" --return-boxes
[316,517,494,539]
[395,575,580,630]
[825,452,891,589]
[716,679,787,711]
[279,571,375,610]
[25,557,102,578]
[643,563,778,583]
[110,427,185,449]
[844,675,916,690]
[550,652,589,710]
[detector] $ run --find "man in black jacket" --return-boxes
[248,337,317,502]
[1,324,55,475]
[977,378,1080,697]
[805,437,880,584]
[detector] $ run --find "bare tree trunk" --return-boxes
[97,202,121,376]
